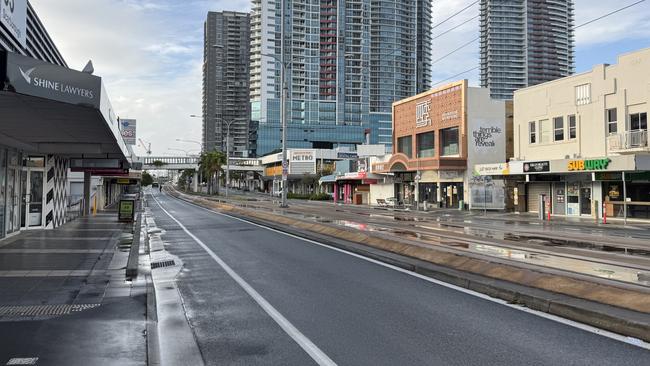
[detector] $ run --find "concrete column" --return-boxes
[83,171,91,216]
[192,170,198,192]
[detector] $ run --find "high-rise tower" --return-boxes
[479,0,574,100]
[249,0,432,156]
[202,11,251,156]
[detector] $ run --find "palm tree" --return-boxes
[199,150,226,195]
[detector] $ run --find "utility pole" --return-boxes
[219,118,236,198]
[279,0,288,208]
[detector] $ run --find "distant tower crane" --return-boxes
[138,139,152,155]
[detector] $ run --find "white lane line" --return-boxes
[152,194,337,366]
[161,192,650,351]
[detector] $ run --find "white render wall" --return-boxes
[513,47,650,161]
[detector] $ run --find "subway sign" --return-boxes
[567,158,611,171]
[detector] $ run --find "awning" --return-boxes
[0,50,131,169]
[319,174,336,184]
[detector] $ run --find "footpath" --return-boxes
[168,187,650,343]
[0,210,148,366]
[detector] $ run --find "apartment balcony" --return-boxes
[607,130,649,154]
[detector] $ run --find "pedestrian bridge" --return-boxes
[140,156,263,172]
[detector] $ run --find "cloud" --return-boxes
[144,42,193,55]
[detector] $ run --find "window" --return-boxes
[568,115,576,139]
[553,117,564,141]
[397,135,412,158]
[416,132,435,158]
[539,119,551,144]
[441,127,459,156]
[529,121,536,144]
[575,84,591,105]
[630,112,648,131]
[607,108,617,134]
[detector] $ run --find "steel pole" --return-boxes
[226,123,230,197]
[280,0,288,208]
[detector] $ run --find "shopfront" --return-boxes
[334,171,381,205]
[517,155,650,219]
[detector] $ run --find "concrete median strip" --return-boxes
[167,188,650,343]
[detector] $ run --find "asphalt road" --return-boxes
[149,190,649,366]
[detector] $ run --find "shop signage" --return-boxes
[290,150,315,162]
[439,170,462,180]
[337,152,358,159]
[441,110,459,121]
[567,158,610,171]
[4,52,102,108]
[1,0,27,48]
[474,163,509,176]
[119,118,137,145]
[523,161,550,173]
[118,199,135,222]
[415,100,431,128]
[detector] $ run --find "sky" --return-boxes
[29,0,650,156]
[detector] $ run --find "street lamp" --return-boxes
[215,118,237,197]
[261,48,289,208]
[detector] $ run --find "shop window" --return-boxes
[441,127,459,156]
[553,117,564,141]
[416,132,435,158]
[529,121,536,144]
[606,108,617,134]
[630,112,647,131]
[568,115,576,139]
[397,135,412,158]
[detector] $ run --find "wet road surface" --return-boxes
[150,190,649,366]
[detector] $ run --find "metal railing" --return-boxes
[607,130,648,151]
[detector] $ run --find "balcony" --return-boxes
[607,130,649,154]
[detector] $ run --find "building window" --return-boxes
[607,108,617,134]
[630,112,647,130]
[568,115,576,139]
[553,117,564,141]
[441,127,459,156]
[575,84,591,105]
[539,119,551,144]
[529,121,536,144]
[416,132,435,158]
[397,135,412,158]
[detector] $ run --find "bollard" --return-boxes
[603,202,607,224]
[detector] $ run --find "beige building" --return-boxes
[511,47,650,219]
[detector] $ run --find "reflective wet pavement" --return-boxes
[204,194,650,288]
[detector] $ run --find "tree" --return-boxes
[199,150,226,195]
[152,160,166,168]
[142,171,153,186]
[176,169,195,191]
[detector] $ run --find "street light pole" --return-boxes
[262,0,289,208]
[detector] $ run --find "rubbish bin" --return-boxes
[423,201,428,211]
[458,200,464,210]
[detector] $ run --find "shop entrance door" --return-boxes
[580,187,592,216]
[5,161,22,235]
[21,168,45,229]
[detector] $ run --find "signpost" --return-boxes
[118,199,135,222]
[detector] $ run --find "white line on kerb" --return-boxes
[161,191,650,351]
[152,194,337,366]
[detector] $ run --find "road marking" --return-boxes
[160,191,650,351]
[152,194,337,366]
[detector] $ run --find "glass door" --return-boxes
[5,161,21,234]
[580,186,592,216]
[21,168,45,229]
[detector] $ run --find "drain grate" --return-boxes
[6,358,39,365]
[151,259,175,269]
[0,304,100,317]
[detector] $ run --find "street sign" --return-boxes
[282,167,288,180]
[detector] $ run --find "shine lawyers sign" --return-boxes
[4,51,101,108]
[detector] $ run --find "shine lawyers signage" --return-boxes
[4,51,101,108]
[1,0,27,48]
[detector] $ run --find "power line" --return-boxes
[575,0,646,29]
[432,0,479,30]
[431,66,479,87]
[432,15,479,40]
[431,37,479,66]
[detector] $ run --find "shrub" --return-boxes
[287,192,310,199]
[309,193,332,201]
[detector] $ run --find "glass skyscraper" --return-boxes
[249,0,432,156]
[479,0,575,100]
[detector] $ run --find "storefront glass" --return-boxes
[566,182,580,215]
[5,151,22,235]
[0,149,6,238]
